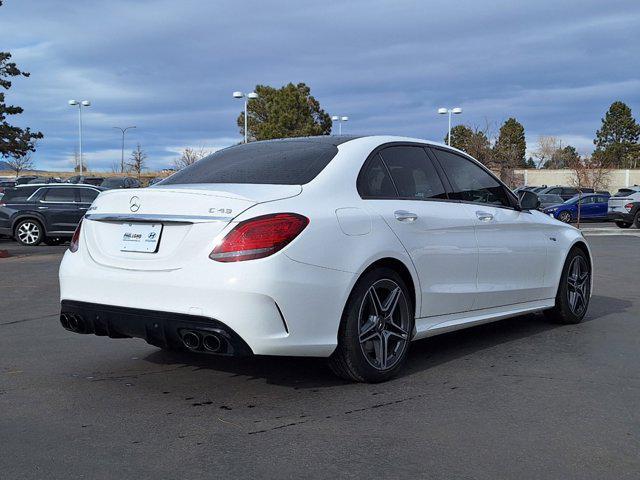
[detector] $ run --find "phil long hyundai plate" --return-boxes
[120,223,162,253]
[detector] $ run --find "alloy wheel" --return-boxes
[17,222,41,245]
[566,255,589,316]
[358,279,410,371]
[559,211,571,223]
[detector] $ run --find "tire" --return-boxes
[558,211,572,223]
[544,248,591,324]
[615,221,631,229]
[14,219,44,246]
[329,267,414,383]
[633,212,640,229]
[44,236,65,246]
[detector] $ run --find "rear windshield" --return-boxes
[613,189,638,197]
[161,140,339,186]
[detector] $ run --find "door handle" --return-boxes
[38,206,48,210]
[394,210,418,222]
[79,207,88,210]
[475,210,494,221]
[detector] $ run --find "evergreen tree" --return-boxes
[593,101,640,168]
[0,2,43,162]
[237,83,332,141]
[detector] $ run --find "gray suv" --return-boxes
[608,186,640,228]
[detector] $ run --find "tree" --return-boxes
[4,149,34,177]
[128,143,147,179]
[493,118,527,184]
[533,135,560,168]
[173,146,208,170]
[237,83,332,141]
[445,123,492,165]
[0,6,43,162]
[593,101,640,168]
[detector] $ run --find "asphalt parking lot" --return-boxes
[1,229,639,479]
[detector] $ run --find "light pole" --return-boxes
[438,107,462,146]
[331,115,349,135]
[233,91,258,143]
[113,126,136,173]
[68,100,91,174]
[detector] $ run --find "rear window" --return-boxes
[101,178,124,187]
[1,187,39,203]
[161,140,339,186]
[613,189,639,197]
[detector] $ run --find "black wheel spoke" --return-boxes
[358,279,410,371]
[566,256,589,316]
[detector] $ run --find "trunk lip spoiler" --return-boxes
[84,213,233,224]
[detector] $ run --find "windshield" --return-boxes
[161,140,340,186]
[101,178,123,187]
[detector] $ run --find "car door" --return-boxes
[577,195,596,218]
[39,187,82,233]
[430,147,548,310]
[358,145,478,320]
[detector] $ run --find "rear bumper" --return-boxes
[608,211,633,223]
[60,300,252,355]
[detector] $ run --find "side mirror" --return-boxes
[518,190,540,211]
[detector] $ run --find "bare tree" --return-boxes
[5,152,34,177]
[533,135,561,169]
[5,145,35,177]
[173,147,209,170]
[127,143,147,179]
[567,154,611,227]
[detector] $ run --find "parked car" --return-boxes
[0,184,103,246]
[538,185,594,201]
[537,193,564,210]
[15,176,39,185]
[58,136,592,383]
[543,193,610,223]
[27,176,61,184]
[147,177,163,186]
[608,186,640,228]
[66,175,105,186]
[100,177,141,189]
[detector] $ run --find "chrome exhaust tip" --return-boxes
[181,331,201,350]
[202,334,222,352]
[61,313,86,333]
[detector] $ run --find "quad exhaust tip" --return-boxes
[181,331,201,350]
[202,334,222,352]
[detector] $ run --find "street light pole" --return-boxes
[68,100,91,174]
[233,91,259,143]
[331,115,349,135]
[113,126,137,173]
[437,107,463,146]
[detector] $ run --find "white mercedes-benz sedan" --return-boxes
[59,136,592,382]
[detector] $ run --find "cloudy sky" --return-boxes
[1,0,639,171]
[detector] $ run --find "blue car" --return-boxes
[543,193,610,223]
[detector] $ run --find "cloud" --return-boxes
[1,0,638,170]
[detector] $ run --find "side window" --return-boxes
[563,188,578,197]
[432,149,512,207]
[379,146,447,200]
[42,188,77,203]
[358,155,397,198]
[79,189,99,203]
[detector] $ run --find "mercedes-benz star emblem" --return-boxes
[129,196,140,212]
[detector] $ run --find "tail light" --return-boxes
[210,213,309,262]
[69,218,83,252]
[624,203,634,212]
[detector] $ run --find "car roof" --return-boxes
[16,183,104,189]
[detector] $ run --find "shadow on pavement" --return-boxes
[143,294,622,388]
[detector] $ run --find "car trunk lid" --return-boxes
[82,184,301,270]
